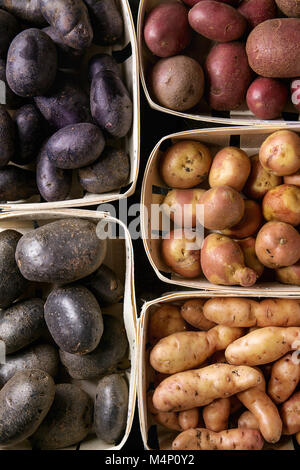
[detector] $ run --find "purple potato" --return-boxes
[0,0,45,24]
[0,165,37,201]
[0,9,19,59]
[84,0,123,46]
[0,105,15,167]
[43,26,84,70]
[82,264,124,305]
[88,53,121,82]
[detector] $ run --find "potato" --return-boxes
[0,299,45,354]
[259,130,300,177]
[276,261,300,285]
[284,170,300,186]
[275,0,300,17]
[85,0,123,46]
[222,200,262,239]
[144,2,192,57]
[12,104,45,165]
[244,154,282,200]
[237,237,265,278]
[209,147,251,192]
[178,408,200,431]
[150,325,244,374]
[0,230,27,309]
[263,184,300,226]
[94,374,128,445]
[188,1,246,42]
[238,0,277,29]
[205,42,253,110]
[36,142,72,202]
[40,0,93,50]
[0,0,45,24]
[90,71,132,138]
[0,370,55,448]
[181,299,216,330]
[203,398,231,432]
[45,286,103,355]
[83,264,124,306]
[201,186,245,231]
[6,28,57,97]
[203,298,259,328]
[172,427,264,450]
[0,105,16,168]
[150,56,205,112]
[246,19,300,78]
[238,411,260,430]
[152,364,263,412]
[43,26,84,70]
[201,233,258,286]
[153,411,181,431]
[0,343,59,387]
[160,141,212,189]
[256,299,300,327]
[79,147,130,194]
[88,53,121,82]
[225,326,300,365]
[148,303,187,345]
[246,78,288,120]
[162,189,206,228]
[184,0,239,5]
[46,123,105,169]
[59,315,128,380]
[281,391,300,435]
[30,383,93,449]
[16,218,107,283]
[268,353,300,404]
[0,165,38,201]
[0,9,19,59]
[255,221,300,268]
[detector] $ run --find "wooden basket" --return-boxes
[0,209,137,450]
[141,125,300,296]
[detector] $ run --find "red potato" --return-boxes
[244,154,282,200]
[238,237,265,278]
[144,3,192,58]
[161,229,202,279]
[259,130,300,177]
[208,147,251,192]
[268,353,300,404]
[160,140,212,189]
[238,411,260,430]
[172,428,264,450]
[262,184,300,226]
[188,1,247,43]
[222,200,262,239]
[148,303,187,345]
[183,0,239,5]
[291,79,300,112]
[284,170,300,186]
[276,261,300,285]
[281,391,300,435]
[205,42,253,111]
[255,221,300,269]
[238,0,277,29]
[275,0,300,17]
[178,408,200,431]
[246,78,288,120]
[200,186,245,230]
[203,398,231,432]
[201,233,258,286]
[162,189,206,228]
[180,298,216,330]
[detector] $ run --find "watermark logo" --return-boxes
[291,337,300,365]
[291,80,300,106]
[0,80,6,105]
[0,340,5,364]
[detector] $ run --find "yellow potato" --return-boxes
[148,303,187,345]
[172,428,264,450]
[238,411,260,431]
[281,391,300,435]
[268,353,300,404]
[150,325,244,374]
[255,299,300,327]
[203,398,231,432]
[178,408,200,431]
[152,364,263,412]
[181,299,216,330]
[225,327,300,366]
[203,297,259,327]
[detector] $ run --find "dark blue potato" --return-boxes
[0,9,19,59]
[36,142,72,202]
[40,0,93,50]
[59,315,128,379]
[0,230,27,309]
[79,146,130,194]
[34,74,92,130]
[90,70,132,138]
[0,343,59,388]
[0,0,46,24]
[45,285,104,355]
[0,298,45,354]
[84,0,123,46]
[6,28,57,97]
[15,218,107,283]
[12,104,46,165]
[43,26,84,70]
[0,370,55,448]
[30,383,93,450]
[0,59,24,109]
[46,123,105,169]
[0,105,15,167]
[83,264,124,305]
[0,165,37,201]
[94,374,128,445]
[88,53,121,82]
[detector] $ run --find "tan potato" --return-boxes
[237,237,265,279]
[268,353,300,404]
[172,427,264,450]
[222,200,263,239]
[147,391,181,431]
[203,398,231,432]
[178,408,200,431]
[148,303,187,345]
[162,189,206,228]
[244,154,282,200]
[259,130,300,177]
[297,431,300,445]
[200,186,245,231]
[180,299,216,330]
[276,261,300,286]
[150,325,244,374]
[226,326,300,366]
[209,147,251,192]
[238,411,260,431]
[281,391,300,435]
[256,299,300,327]
[152,364,263,412]
[263,184,300,226]
[203,297,259,327]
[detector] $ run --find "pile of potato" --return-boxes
[0,218,129,449]
[159,129,300,287]
[143,0,300,119]
[0,0,132,203]
[146,298,300,450]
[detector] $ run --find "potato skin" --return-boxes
[221,200,262,239]
[0,105,16,168]
[238,0,277,29]
[275,0,300,17]
[6,28,57,97]
[246,77,288,120]
[43,26,83,69]
[209,147,251,192]
[0,230,27,309]
[181,299,216,330]
[238,411,260,430]
[276,261,300,285]
[12,104,45,165]
[281,391,300,435]
[148,303,187,345]
[0,9,19,59]
[0,0,45,24]
[244,154,282,200]
[83,264,124,306]
[203,297,258,327]
[201,186,245,230]
[88,53,121,82]
[94,374,128,445]
[259,130,300,177]
[30,383,93,449]
[237,237,265,278]
[178,408,200,431]
[256,298,300,327]
[85,0,123,46]
[0,370,55,448]
[246,19,300,78]
[203,398,231,432]
[0,166,38,201]
[268,353,300,404]
[16,218,107,284]
[262,184,300,226]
